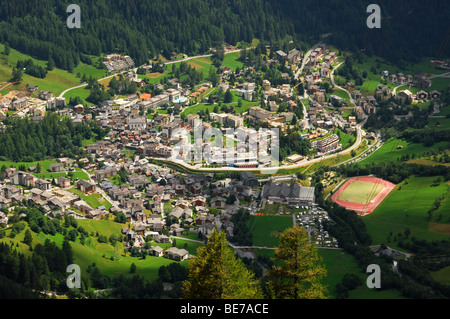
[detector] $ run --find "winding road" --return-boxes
[59,47,254,99]
[330,62,356,106]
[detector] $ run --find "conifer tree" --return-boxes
[267,226,327,299]
[183,229,262,299]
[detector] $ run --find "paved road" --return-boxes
[330,62,356,106]
[59,70,127,98]
[59,48,253,99]
[392,84,407,96]
[155,118,367,173]
[294,41,322,81]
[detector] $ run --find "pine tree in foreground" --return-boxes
[267,226,327,299]
[182,229,262,299]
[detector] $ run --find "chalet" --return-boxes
[95,167,118,180]
[388,74,397,83]
[128,175,149,188]
[77,180,96,194]
[276,50,287,61]
[27,85,38,93]
[210,197,227,209]
[39,91,53,101]
[149,246,164,257]
[10,171,35,187]
[86,209,104,220]
[192,196,207,207]
[154,234,172,244]
[416,76,432,88]
[364,103,377,115]
[395,90,414,105]
[240,171,259,188]
[287,49,302,64]
[73,200,93,214]
[165,247,189,262]
[169,206,193,221]
[49,163,65,173]
[57,176,71,189]
[11,98,28,110]
[35,179,51,191]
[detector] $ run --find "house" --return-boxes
[27,85,38,93]
[57,176,71,189]
[77,180,96,194]
[35,179,51,191]
[49,163,65,173]
[10,171,35,187]
[240,172,258,188]
[149,246,164,257]
[287,49,302,64]
[164,247,189,261]
[276,50,287,61]
[192,195,207,207]
[39,91,53,100]
[154,234,172,244]
[395,90,414,104]
[128,175,148,188]
[416,76,432,88]
[95,168,118,180]
[169,206,193,221]
[210,197,227,209]
[11,98,28,110]
[86,209,104,220]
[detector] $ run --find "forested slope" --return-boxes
[0,0,448,70]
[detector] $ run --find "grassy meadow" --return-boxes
[0,43,106,97]
[363,176,450,251]
[358,138,450,166]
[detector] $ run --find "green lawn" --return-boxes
[363,176,450,251]
[350,55,448,96]
[0,159,58,172]
[222,52,244,71]
[358,138,450,166]
[0,218,190,284]
[68,188,112,210]
[336,129,356,150]
[318,249,406,299]
[247,215,293,248]
[431,266,450,285]
[71,219,191,282]
[0,42,105,97]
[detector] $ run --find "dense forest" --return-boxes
[0,0,448,71]
[0,113,108,162]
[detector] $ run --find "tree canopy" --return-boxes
[183,229,262,299]
[267,226,327,299]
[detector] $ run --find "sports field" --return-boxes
[337,180,385,205]
[331,176,396,215]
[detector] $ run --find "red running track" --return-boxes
[331,176,396,216]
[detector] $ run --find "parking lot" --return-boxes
[293,206,339,248]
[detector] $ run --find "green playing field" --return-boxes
[337,180,384,205]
